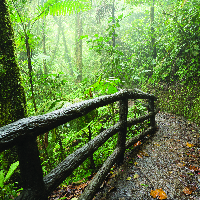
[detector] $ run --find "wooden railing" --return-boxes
[0,89,158,200]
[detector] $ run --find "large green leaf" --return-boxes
[4,161,19,183]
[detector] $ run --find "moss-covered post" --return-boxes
[117,97,128,164]
[15,136,47,200]
[149,97,155,127]
[0,1,47,199]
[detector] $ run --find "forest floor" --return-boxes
[93,112,200,200]
[48,112,200,200]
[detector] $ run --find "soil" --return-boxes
[93,112,200,200]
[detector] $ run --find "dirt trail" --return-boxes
[94,112,200,200]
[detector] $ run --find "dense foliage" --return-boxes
[0,0,199,199]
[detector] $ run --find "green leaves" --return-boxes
[4,161,19,184]
[0,161,19,188]
[80,35,88,40]
[84,76,120,97]
[152,0,200,84]
[118,14,123,20]
[0,170,5,188]
[38,0,92,17]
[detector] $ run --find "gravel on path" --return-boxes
[93,112,200,200]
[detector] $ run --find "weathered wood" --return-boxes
[15,137,47,200]
[149,97,155,127]
[117,98,128,164]
[88,125,95,170]
[0,89,157,152]
[0,89,158,200]
[78,147,121,200]
[78,126,157,200]
[42,109,159,197]
[43,122,122,195]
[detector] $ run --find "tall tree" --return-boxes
[0,0,27,184]
[0,0,27,126]
[53,16,73,76]
[111,0,115,77]
[10,0,37,112]
[42,17,48,74]
[150,0,156,77]
[0,1,46,199]
[75,12,83,82]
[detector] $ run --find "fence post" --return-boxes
[117,98,128,165]
[16,137,47,200]
[149,97,155,127]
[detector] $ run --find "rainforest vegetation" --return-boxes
[0,0,199,199]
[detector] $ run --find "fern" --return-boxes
[0,161,19,188]
[38,0,92,18]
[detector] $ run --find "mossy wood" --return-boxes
[0,89,158,200]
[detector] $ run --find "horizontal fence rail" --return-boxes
[0,89,159,200]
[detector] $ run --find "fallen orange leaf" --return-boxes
[186,142,194,147]
[150,188,167,199]
[158,190,168,200]
[189,165,199,172]
[150,189,159,198]
[183,187,192,195]
[134,140,141,147]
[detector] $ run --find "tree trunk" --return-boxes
[0,2,46,199]
[150,0,156,76]
[51,16,61,66]
[61,23,73,76]
[112,0,115,48]
[53,16,73,76]
[0,0,28,174]
[25,32,37,112]
[111,0,115,77]
[0,0,27,127]
[42,17,47,74]
[75,12,83,82]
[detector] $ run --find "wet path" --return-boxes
[94,112,200,200]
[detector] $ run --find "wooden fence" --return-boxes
[0,89,158,200]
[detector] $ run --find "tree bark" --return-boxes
[0,0,27,126]
[150,0,156,77]
[0,2,46,199]
[25,32,37,112]
[0,0,28,176]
